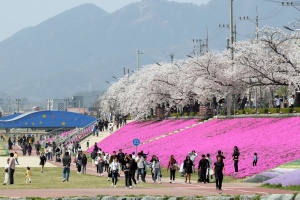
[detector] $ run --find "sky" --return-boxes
[0,0,210,42]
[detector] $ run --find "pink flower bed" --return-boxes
[92,117,300,178]
[86,119,198,153]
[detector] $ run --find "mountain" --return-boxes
[0,0,298,100]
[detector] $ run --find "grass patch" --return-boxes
[279,160,300,169]
[262,183,300,191]
[0,167,157,190]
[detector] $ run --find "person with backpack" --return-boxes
[82,154,87,174]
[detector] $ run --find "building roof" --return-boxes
[0,110,96,129]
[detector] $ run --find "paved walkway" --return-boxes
[0,182,294,198]
[4,145,57,168]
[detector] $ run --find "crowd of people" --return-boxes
[2,134,258,192]
[68,143,254,191]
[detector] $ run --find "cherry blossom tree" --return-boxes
[97,26,300,119]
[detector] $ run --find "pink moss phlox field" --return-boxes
[86,119,198,153]
[87,118,300,178]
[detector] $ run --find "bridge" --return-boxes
[0,110,96,130]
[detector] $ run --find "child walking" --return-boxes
[3,158,9,185]
[14,152,19,165]
[253,153,258,166]
[26,167,32,183]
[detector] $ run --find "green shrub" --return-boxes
[170,113,179,117]
[190,112,195,116]
[183,112,189,116]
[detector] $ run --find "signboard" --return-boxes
[133,138,140,146]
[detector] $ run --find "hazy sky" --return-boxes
[0,0,210,42]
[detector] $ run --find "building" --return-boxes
[47,96,84,111]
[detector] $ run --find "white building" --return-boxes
[47,96,84,111]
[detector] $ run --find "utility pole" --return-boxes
[256,6,259,40]
[16,99,21,113]
[124,67,126,76]
[229,0,234,60]
[234,24,237,43]
[239,7,259,41]
[170,53,174,63]
[136,49,143,71]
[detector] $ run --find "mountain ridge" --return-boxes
[0,0,298,101]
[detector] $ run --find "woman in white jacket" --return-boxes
[110,157,121,188]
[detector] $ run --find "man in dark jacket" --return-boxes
[198,154,209,183]
[91,150,97,166]
[62,152,71,182]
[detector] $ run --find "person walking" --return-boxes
[27,144,32,156]
[136,153,145,183]
[36,141,41,156]
[97,153,104,176]
[39,153,47,173]
[198,154,209,183]
[253,153,258,166]
[62,152,71,182]
[167,155,177,183]
[289,95,295,108]
[76,150,83,174]
[183,156,193,184]
[152,156,162,184]
[25,167,32,183]
[206,153,213,182]
[129,154,137,186]
[232,146,240,172]
[8,153,16,185]
[111,157,121,188]
[81,154,87,174]
[214,155,225,191]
